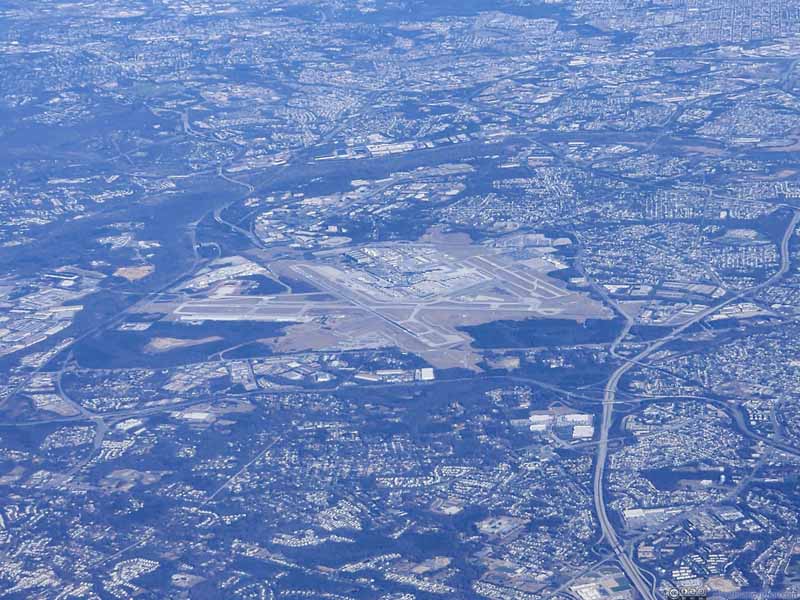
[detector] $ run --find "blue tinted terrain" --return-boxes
[1,1,800,599]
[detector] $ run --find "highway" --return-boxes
[591,209,799,598]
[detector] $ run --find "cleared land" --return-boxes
[144,336,223,354]
[114,265,155,281]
